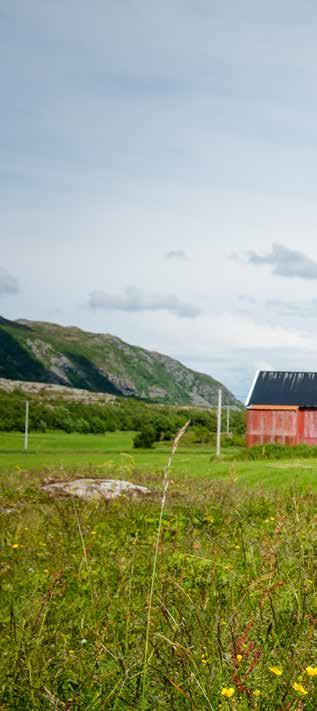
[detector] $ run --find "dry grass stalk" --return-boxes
[141,419,190,706]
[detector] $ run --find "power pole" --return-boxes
[226,405,230,436]
[216,389,222,457]
[24,401,29,451]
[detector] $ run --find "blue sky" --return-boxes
[2,1,317,399]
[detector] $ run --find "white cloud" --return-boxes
[247,243,317,279]
[88,286,200,319]
[0,267,19,296]
[165,250,188,260]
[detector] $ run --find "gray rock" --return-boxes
[0,505,16,514]
[42,478,151,501]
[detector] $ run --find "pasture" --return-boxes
[1,431,317,708]
[1,430,317,490]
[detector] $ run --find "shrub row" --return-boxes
[238,442,317,460]
[0,389,246,441]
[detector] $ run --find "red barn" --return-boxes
[246,371,317,447]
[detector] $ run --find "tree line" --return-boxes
[0,389,245,445]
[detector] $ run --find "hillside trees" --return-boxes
[0,389,245,438]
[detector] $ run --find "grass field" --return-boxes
[1,430,317,490]
[1,431,317,708]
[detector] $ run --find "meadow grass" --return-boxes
[1,431,317,708]
[1,431,317,491]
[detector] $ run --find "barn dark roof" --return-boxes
[246,371,317,407]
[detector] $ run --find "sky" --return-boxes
[2,1,317,400]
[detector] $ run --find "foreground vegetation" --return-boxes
[1,429,317,708]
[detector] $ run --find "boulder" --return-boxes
[42,478,151,501]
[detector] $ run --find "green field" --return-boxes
[1,431,317,708]
[1,430,317,490]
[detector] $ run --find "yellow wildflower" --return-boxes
[221,687,235,698]
[292,682,308,695]
[90,531,97,535]
[253,690,261,697]
[201,654,208,665]
[269,666,283,676]
[306,666,317,677]
[12,543,19,549]
[236,654,243,663]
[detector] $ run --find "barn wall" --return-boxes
[246,408,298,447]
[297,409,317,445]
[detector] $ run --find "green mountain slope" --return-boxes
[0,317,240,407]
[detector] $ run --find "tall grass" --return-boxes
[0,454,317,707]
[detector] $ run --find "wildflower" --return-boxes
[221,687,235,698]
[269,666,283,676]
[44,569,49,574]
[306,666,317,677]
[236,654,243,663]
[201,653,208,665]
[253,690,261,697]
[292,682,308,695]
[90,530,97,535]
[12,543,19,549]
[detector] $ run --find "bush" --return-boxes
[239,442,317,460]
[75,418,91,433]
[193,426,210,444]
[133,427,156,449]
[89,416,106,434]
[221,433,245,448]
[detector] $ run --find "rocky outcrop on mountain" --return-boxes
[0,316,240,407]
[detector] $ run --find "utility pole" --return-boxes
[226,405,230,436]
[24,401,29,451]
[216,389,222,457]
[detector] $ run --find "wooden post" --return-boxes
[216,389,222,457]
[24,401,29,451]
[226,405,230,435]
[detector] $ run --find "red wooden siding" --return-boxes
[297,409,317,446]
[246,408,298,447]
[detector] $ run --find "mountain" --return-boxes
[0,317,240,407]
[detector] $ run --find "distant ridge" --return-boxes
[0,316,240,408]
